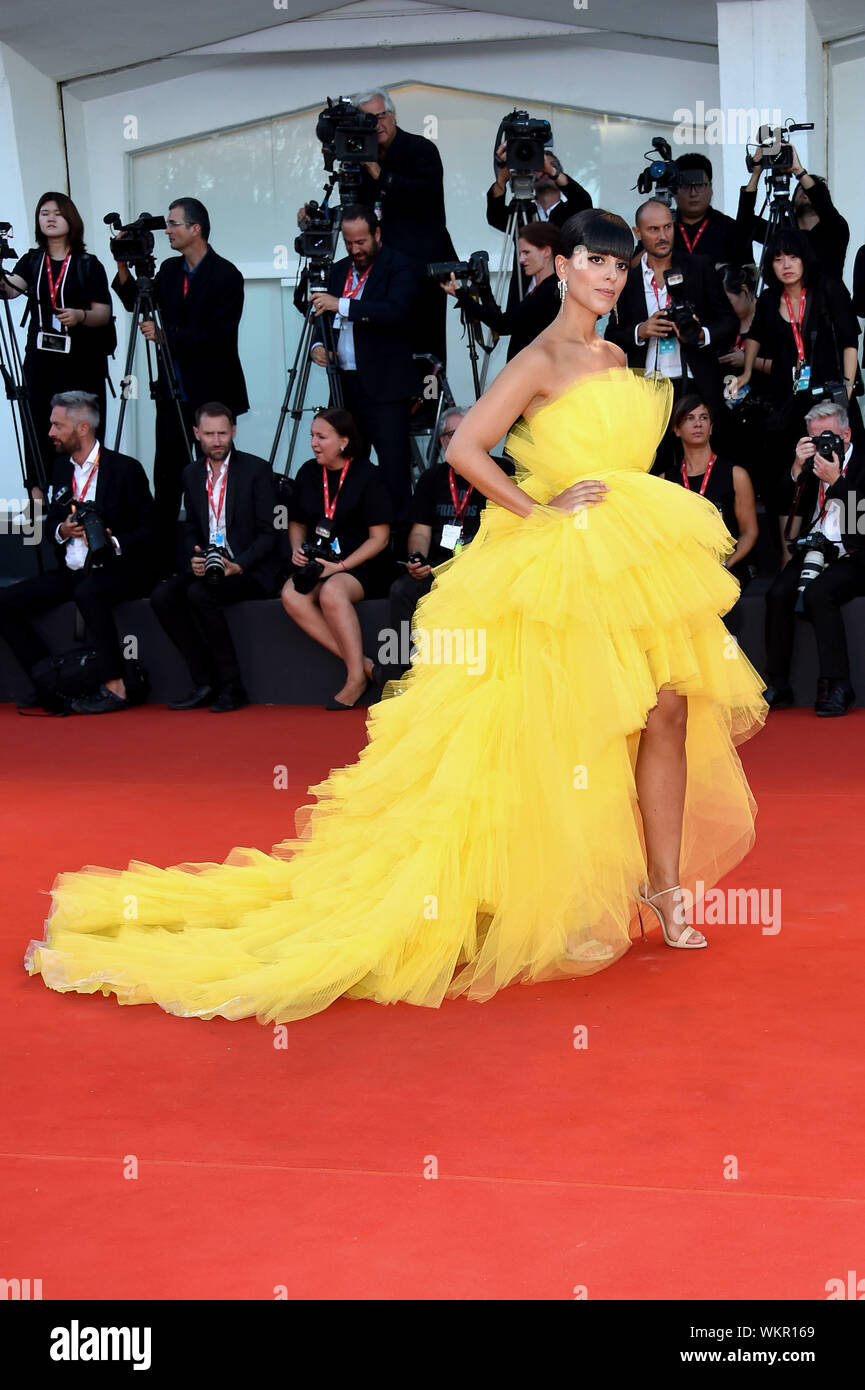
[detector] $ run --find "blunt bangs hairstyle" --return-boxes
[764,227,818,293]
[35,192,86,255]
[559,209,633,262]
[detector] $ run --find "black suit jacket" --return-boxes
[792,445,865,557]
[113,247,249,416]
[181,450,279,593]
[485,177,592,233]
[604,251,738,408]
[313,246,421,403]
[355,128,455,264]
[47,447,155,572]
[455,273,559,360]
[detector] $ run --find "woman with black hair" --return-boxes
[27,210,766,1024]
[281,408,393,710]
[0,192,113,490]
[732,228,860,556]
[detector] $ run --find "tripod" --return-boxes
[479,195,533,393]
[269,273,343,474]
[112,265,193,466]
[755,169,798,293]
[0,276,47,495]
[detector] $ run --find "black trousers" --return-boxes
[377,571,433,677]
[150,571,266,689]
[0,561,151,685]
[765,551,865,683]
[410,275,449,368]
[338,373,413,524]
[153,400,197,575]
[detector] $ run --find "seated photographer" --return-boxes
[149,402,278,713]
[731,229,861,559]
[737,145,850,281]
[0,391,155,714]
[604,198,737,470]
[439,223,561,361]
[672,154,753,267]
[665,395,758,631]
[763,402,865,716]
[281,409,392,711]
[308,204,420,524]
[0,192,113,494]
[372,407,515,688]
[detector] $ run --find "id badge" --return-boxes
[36,330,71,354]
[657,333,677,357]
[794,364,811,393]
[440,523,461,551]
[211,530,225,548]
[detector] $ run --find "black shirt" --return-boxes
[673,208,753,269]
[746,276,860,407]
[736,180,850,282]
[291,456,392,562]
[411,457,515,566]
[666,454,739,539]
[14,248,111,370]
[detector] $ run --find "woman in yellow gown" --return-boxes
[26,210,767,1024]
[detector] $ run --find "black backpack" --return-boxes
[30,647,148,714]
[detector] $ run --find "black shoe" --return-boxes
[815,680,855,717]
[70,684,129,714]
[168,684,213,710]
[209,683,247,713]
[325,678,371,711]
[764,682,795,711]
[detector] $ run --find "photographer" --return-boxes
[604,198,737,467]
[308,204,420,522]
[372,406,515,688]
[149,403,278,713]
[0,193,113,492]
[731,229,861,557]
[737,145,850,281]
[716,263,775,496]
[672,154,753,267]
[762,402,865,716]
[350,87,456,366]
[440,223,561,361]
[281,408,392,711]
[487,141,590,304]
[112,197,248,574]
[0,391,155,713]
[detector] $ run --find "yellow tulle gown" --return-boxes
[26,369,767,1023]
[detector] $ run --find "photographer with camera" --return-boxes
[308,204,420,523]
[731,229,861,558]
[762,401,865,716]
[281,408,392,710]
[371,406,515,689]
[716,263,775,496]
[604,198,737,468]
[0,390,155,713]
[672,154,753,268]
[737,144,850,281]
[487,141,591,234]
[112,198,248,574]
[439,222,562,361]
[0,193,114,493]
[148,402,278,713]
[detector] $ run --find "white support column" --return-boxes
[716,0,826,222]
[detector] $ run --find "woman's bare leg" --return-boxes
[281,579,344,661]
[634,689,705,944]
[319,573,367,703]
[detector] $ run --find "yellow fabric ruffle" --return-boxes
[26,369,767,1023]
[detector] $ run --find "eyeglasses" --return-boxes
[165,219,189,228]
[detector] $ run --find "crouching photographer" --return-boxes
[281,409,392,710]
[438,223,562,361]
[149,403,279,713]
[371,406,515,688]
[0,391,156,713]
[763,402,865,716]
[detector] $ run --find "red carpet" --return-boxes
[2,704,864,1300]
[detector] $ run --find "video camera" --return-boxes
[294,201,339,292]
[0,222,17,262]
[428,250,490,294]
[103,212,167,270]
[315,96,379,196]
[745,118,815,175]
[496,109,552,200]
[635,138,709,206]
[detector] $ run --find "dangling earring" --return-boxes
[558,278,568,307]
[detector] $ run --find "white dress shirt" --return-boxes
[54,442,103,571]
[637,254,712,379]
[334,265,369,372]
[809,442,853,557]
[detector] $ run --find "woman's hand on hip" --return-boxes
[549,480,609,512]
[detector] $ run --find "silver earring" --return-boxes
[558,278,568,306]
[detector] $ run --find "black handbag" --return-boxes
[31,647,148,714]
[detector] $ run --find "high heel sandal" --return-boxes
[637,883,707,949]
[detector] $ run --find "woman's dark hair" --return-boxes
[518,221,563,255]
[313,407,364,459]
[671,393,713,433]
[559,208,633,262]
[34,192,86,255]
[764,226,819,294]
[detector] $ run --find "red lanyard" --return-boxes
[73,448,100,501]
[322,460,351,519]
[681,454,715,495]
[679,218,708,254]
[448,467,474,524]
[206,459,229,528]
[341,264,372,300]
[649,274,667,311]
[183,271,189,298]
[44,252,71,308]
[783,288,807,364]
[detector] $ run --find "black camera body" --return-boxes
[104,212,167,269]
[636,137,680,205]
[428,250,490,294]
[293,538,335,595]
[497,109,552,199]
[804,429,845,470]
[663,271,702,346]
[203,543,231,582]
